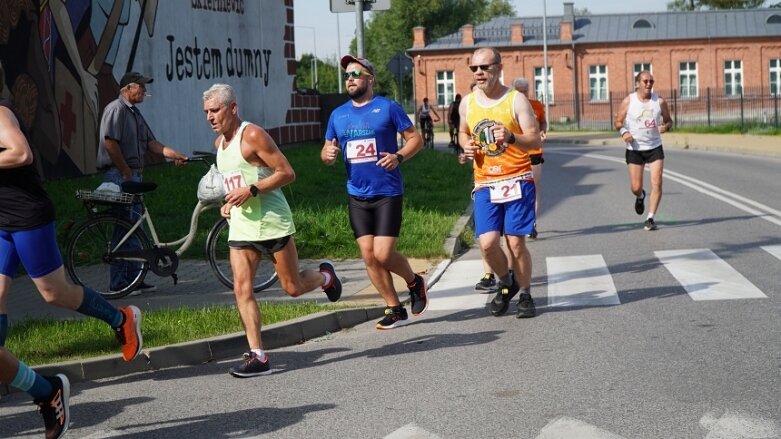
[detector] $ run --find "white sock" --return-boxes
[648,213,655,220]
[321,271,332,287]
[251,348,267,361]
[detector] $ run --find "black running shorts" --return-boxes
[348,195,403,238]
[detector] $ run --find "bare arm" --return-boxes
[224,124,295,208]
[321,138,340,166]
[377,125,423,171]
[458,95,476,159]
[614,95,633,143]
[148,139,188,165]
[658,98,673,133]
[0,107,33,169]
[496,92,539,151]
[103,137,132,179]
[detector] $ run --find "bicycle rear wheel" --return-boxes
[206,218,278,293]
[65,215,151,299]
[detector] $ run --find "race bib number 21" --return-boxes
[489,181,522,203]
[345,138,377,164]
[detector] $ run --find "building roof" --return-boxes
[410,8,781,52]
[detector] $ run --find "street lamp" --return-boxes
[542,0,550,125]
[295,26,318,90]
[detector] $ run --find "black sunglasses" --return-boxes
[641,79,655,84]
[343,70,370,80]
[469,63,497,73]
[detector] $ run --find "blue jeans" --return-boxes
[104,168,144,290]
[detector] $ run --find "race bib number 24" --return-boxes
[345,138,377,164]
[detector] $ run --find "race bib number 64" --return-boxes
[345,138,377,164]
[489,180,523,203]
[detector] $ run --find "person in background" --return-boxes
[448,94,462,152]
[322,55,428,330]
[614,70,672,231]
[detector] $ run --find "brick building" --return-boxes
[407,3,781,129]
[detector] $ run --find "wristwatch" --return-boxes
[395,153,405,163]
[249,185,259,197]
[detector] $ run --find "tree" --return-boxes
[295,54,341,94]
[347,0,515,104]
[668,0,766,10]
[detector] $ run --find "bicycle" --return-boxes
[421,117,435,149]
[64,156,278,299]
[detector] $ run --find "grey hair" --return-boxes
[512,77,529,90]
[473,47,502,64]
[203,83,236,106]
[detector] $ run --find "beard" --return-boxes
[347,83,369,100]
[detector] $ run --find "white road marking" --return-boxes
[700,409,780,439]
[546,255,620,307]
[427,258,490,311]
[536,416,627,439]
[655,249,766,300]
[761,244,781,263]
[385,423,443,439]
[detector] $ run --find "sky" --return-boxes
[293,0,675,60]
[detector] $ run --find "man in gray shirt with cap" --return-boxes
[96,71,188,294]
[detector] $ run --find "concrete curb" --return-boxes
[1,204,475,396]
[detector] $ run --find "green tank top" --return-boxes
[216,121,296,241]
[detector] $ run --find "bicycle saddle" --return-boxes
[120,181,158,194]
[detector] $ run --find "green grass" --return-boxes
[8,143,474,365]
[6,302,351,365]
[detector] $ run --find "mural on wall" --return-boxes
[0,0,293,180]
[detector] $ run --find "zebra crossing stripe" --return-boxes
[761,245,781,262]
[655,249,767,301]
[546,255,620,307]
[427,258,491,311]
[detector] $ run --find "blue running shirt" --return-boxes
[325,96,412,197]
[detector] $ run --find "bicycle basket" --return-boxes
[76,189,135,204]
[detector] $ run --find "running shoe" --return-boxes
[376,306,409,330]
[115,305,142,362]
[635,190,646,215]
[516,292,537,318]
[319,261,342,302]
[34,374,70,439]
[489,281,520,316]
[128,282,156,297]
[644,218,658,231]
[408,274,428,316]
[474,273,496,293]
[230,352,272,377]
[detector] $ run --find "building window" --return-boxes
[589,65,608,101]
[436,71,455,107]
[533,66,554,104]
[679,61,698,98]
[633,63,652,87]
[632,19,654,29]
[724,60,743,97]
[770,59,781,96]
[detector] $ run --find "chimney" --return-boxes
[461,24,474,46]
[413,26,426,48]
[511,22,524,44]
[561,2,574,41]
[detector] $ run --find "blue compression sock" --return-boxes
[0,314,7,346]
[11,360,53,400]
[76,287,123,328]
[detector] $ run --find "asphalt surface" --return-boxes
[1,130,778,396]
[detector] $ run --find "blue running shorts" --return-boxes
[0,222,63,278]
[473,181,536,237]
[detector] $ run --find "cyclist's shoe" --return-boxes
[376,306,409,330]
[475,273,497,293]
[408,274,428,316]
[115,305,143,362]
[489,280,520,317]
[34,374,70,439]
[635,190,646,215]
[516,292,537,318]
[644,218,658,231]
[230,352,272,378]
[319,261,342,302]
[128,282,156,297]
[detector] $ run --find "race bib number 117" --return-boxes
[345,138,377,164]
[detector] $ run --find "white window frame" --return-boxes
[588,65,608,101]
[724,60,743,97]
[679,61,698,98]
[436,71,455,107]
[770,59,781,96]
[632,63,652,85]
[533,66,554,104]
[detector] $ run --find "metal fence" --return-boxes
[545,86,781,131]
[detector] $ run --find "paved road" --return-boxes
[2,136,780,438]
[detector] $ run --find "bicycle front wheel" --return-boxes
[206,218,278,293]
[65,215,151,299]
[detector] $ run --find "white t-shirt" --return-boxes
[624,92,663,151]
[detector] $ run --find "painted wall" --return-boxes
[0,0,320,180]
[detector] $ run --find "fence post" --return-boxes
[740,91,745,131]
[775,92,779,129]
[707,87,711,127]
[608,91,613,132]
[672,88,678,129]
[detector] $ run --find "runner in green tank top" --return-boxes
[203,84,343,378]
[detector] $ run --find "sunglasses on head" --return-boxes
[343,70,370,80]
[469,63,496,73]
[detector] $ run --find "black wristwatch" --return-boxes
[507,133,516,145]
[249,185,259,197]
[395,153,405,163]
